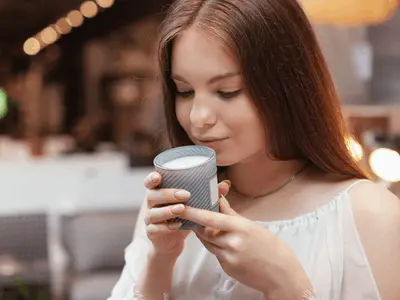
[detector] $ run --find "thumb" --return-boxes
[218,180,231,197]
[219,195,239,216]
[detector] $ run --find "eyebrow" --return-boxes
[172,71,240,85]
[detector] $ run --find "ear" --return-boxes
[219,195,239,216]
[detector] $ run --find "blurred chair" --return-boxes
[0,213,50,300]
[60,209,139,300]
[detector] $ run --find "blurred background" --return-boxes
[0,0,399,299]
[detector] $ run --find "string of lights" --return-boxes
[23,0,115,56]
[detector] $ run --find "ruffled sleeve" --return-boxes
[107,220,152,300]
[107,200,172,300]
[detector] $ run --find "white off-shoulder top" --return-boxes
[108,180,381,300]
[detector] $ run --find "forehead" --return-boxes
[171,27,239,79]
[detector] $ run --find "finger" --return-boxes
[144,172,162,189]
[146,222,182,238]
[195,227,229,247]
[218,180,231,197]
[195,227,219,238]
[196,227,220,241]
[181,206,238,231]
[145,204,185,225]
[147,189,191,208]
[195,232,222,255]
[219,195,239,216]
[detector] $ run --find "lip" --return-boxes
[196,137,228,144]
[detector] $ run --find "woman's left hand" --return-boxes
[181,195,312,298]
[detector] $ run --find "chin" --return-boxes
[216,148,264,167]
[216,154,240,167]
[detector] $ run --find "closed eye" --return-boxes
[176,90,194,98]
[217,90,242,99]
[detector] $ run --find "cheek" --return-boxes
[250,117,266,143]
[238,119,264,141]
[231,107,266,146]
[250,122,268,152]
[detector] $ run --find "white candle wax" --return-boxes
[163,155,209,169]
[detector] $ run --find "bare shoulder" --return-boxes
[348,180,400,300]
[349,180,400,217]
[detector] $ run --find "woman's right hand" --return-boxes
[144,172,231,258]
[144,172,192,258]
[144,172,231,257]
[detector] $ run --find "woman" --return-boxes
[109,0,400,299]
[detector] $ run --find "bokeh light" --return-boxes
[40,26,59,45]
[23,37,41,56]
[346,136,364,161]
[55,18,72,34]
[0,89,8,119]
[369,148,400,182]
[80,1,99,18]
[66,10,84,27]
[96,0,115,9]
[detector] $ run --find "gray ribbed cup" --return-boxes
[153,145,219,230]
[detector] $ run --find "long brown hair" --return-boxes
[158,0,370,179]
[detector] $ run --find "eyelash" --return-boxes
[175,90,242,99]
[175,90,194,98]
[217,90,242,99]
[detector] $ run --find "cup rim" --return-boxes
[153,145,216,171]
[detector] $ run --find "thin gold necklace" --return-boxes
[228,163,310,199]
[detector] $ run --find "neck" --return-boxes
[225,154,306,198]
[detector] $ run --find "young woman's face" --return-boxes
[171,27,268,166]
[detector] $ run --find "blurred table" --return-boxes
[0,151,151,215]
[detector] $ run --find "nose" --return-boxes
[189,101,217,130]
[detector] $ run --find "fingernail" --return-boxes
[174,190,191,200]
[168,223,182,230]
[151,173,159,183]
[171,204,185,214]
[224,180,231,188]
[211,229,220,237]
